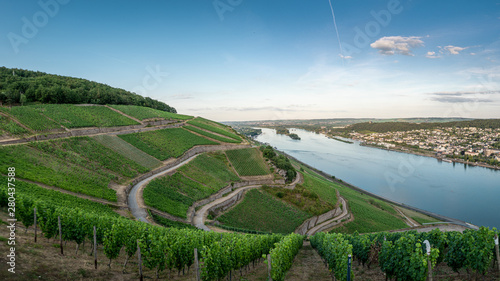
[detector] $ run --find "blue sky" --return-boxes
[1,0,499,121]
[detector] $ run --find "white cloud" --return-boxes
[426,51,440,59]
[339,54,352,59]
[370,36,424,56]
[440,45,468,55]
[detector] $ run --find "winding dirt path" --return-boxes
[192,185,262,231]
[394,205,421,228]
[128,155,200,223]
[305,195,349,236]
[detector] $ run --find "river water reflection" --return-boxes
[255,128,500,229]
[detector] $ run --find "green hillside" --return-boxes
[144,152,240,218]
[118,128,218,160]
[108,104,192,120]
[218,189,311,233]
[0,67,175,112]
[226,148,271,176]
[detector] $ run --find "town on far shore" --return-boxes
[345,127,500,168]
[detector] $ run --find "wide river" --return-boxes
[255,128,500,229]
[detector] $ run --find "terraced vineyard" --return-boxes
[33,104,139,128]
[178,152,240,190]
[218,189,311,233]
[187,117,242,142]
[185,125,241,143]
[93,134,162,169]
[0,176,119,218]
[118,128,218,160]
[0,105,61,131]
[0,115,29,135]
[225,148,271,176]
[143,172,220,218]
[0,136,152,201]
[109,104,193,120]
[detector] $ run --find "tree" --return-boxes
[19,93,27,105]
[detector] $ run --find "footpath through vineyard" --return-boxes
[283,241,332,281]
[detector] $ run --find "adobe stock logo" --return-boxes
[342,0,403,57]
[131,65,170,97]
[213,0,243,21]
[7,0,70,54]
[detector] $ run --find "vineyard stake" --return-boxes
[194,248,200,281]
[58,216,63,255]
[34,207,37,243]
[267,254,272,281]
[93,226,97,269]
[138,240,143,281]
[347,254,352,281]
[495,234,500,272]
[424,240,433,281]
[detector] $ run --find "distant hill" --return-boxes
[0,67,176,112]
[334,119,500,133]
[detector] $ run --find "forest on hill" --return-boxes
[334,119,500,133]
[0,67,176,112]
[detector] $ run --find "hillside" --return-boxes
[0,103,497,280]
[334,119,500,134]
[0,67,175,112]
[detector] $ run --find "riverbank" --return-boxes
[252,138,477,230]
[359,142,500,171]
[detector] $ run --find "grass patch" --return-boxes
[143,173,217,219]
[184,125,241,143]
[187,117,241,141]
[178,152,240,190]
[93,135,161,169]
[225,148,271,176]
[399,207,441,224]
[263,185,334,216]
[297,164,408,234]
[108,104,193,120]
[300,171,338,205]
[218,189,311,234]
[118,128,218,160]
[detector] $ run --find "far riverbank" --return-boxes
[357,141,500,171]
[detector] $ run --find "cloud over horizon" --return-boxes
[428,90,499,103]
[426,51,440,59]
[370,36,424,56]
[440,45,468,55]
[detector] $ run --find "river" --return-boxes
[255,128,500,229]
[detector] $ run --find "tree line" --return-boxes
[0,67,176,112]
[334,119,500,133]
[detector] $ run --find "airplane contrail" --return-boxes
[327,0,345,64]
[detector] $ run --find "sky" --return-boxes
[1,0,499,121]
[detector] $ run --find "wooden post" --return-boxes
[495,234,500,272]
[34,207,37,243]
[93,226,97,269]
[137,240,143,281]
[347,254,352,281]
[58,216,63,255]
[194,248,200,281]
[424,240,432,281]
[427,256,433,281]
[267,254,272,281]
